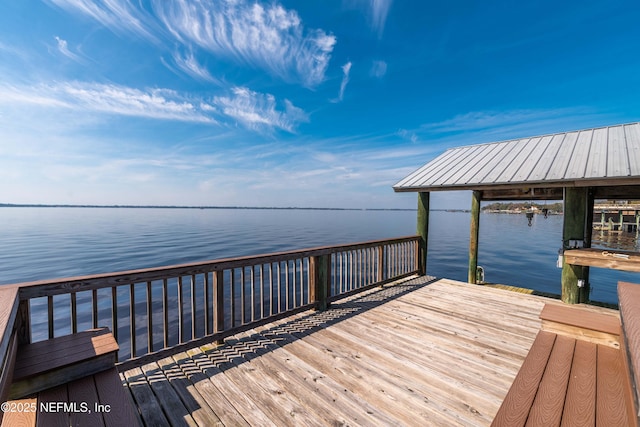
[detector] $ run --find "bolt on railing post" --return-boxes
[310,254,330,311]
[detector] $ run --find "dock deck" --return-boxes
[120,276,592,426]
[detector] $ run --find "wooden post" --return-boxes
[417,192,429,276]
[561,187,590,304]
[310,255,330,311]
[15,299,30,345]
[468,190,482,284]
[377,245,385,284]
[619,210,624,232]
[582,188,595,303]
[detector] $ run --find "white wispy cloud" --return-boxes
[54,36,83,62]
[346,0,393,37]
[1,81,313,133]
[332,61,352,103]
[213,87,308,133]
[50,0,336,88]
[370,0,393,37]
[153,0,335,87]
[48,0,157,41]
[172,50,220,83]
[397,128,418,143]
[420,108,603,138]
[370,60,387,78]
[0,82,216,123]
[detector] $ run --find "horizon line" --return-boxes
[0,203,417,212]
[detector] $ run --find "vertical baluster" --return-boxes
[240,268,246,325]
[332,253,339,302]
[349,252,354,291]
[405,241,409,273]
[92,289,98,329]
[276,262,281,313]
[404,242,408,273]
[111,287,118,343]
[304,258,310,304]
[269,263,274,316]
[341,253,346,293]
[358,249,362,288]
[301,259,305,305]
[178,276,184,344]
[130,284,136,358]
[205,272,211,336]
[391,244,395,278]
[162,278,169,349]
[230,269,236,328]
[353,251,357,289]
[285,261,290,310]
[146,281,153,354]
[293,259,298,308]
[367,248,371,285]
[70,292,77,334]
[48,295,54,339]
[191,274,197,340]
[376,246,382,283]
[260,264,265,319]
[214,270,224,345]
[250,266,255,322]
[371,247,375,284]
[363,248,367,286]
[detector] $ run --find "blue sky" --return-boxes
[1,1,639,209]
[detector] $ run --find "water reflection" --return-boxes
[592,230,640,252]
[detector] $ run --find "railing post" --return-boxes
[310,255,330,311]
[377,245,385,285]
[16,299,30,345]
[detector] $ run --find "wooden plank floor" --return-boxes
[119,276,599,426]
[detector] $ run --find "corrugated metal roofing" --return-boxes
[394,122,640,192]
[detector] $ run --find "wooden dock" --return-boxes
[119,276,586,426]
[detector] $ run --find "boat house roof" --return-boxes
[394,122,640,200]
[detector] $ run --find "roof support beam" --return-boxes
[417,192,429,276]
[469,190,482,284]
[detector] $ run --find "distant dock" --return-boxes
[593,204,640,232]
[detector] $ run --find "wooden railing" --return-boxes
[2,236,420,368]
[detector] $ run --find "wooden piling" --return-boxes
[561,187,591,304]
[417,192,430,276]
[468,190,482,284]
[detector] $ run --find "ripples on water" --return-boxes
[2,208,639,307]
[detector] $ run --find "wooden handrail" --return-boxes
[5,235,421,365]
[11,235,419,299]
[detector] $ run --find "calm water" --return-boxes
[1,207,639,304]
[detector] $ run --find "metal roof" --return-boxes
[394,122,640,192]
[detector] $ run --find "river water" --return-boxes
[1,207,639,305]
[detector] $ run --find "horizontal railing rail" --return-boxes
[6,235,420,367]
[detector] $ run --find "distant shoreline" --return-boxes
[0,203,418,212]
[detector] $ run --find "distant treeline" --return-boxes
[482,202,563,213]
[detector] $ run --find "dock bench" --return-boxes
[492,283,640,427]
[1,328,140,427]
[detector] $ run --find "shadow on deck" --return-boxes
[120,275,572,426]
